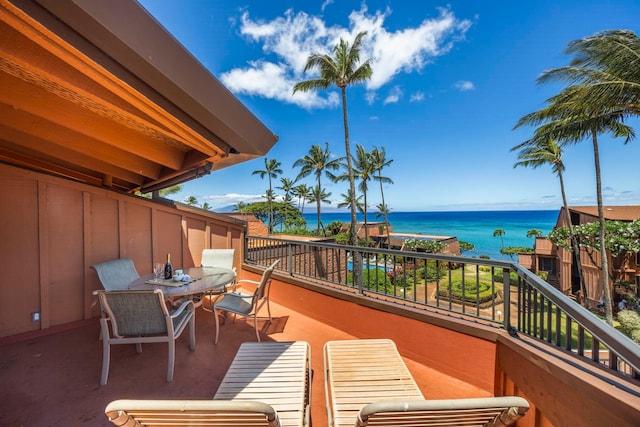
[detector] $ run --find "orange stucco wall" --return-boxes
[0,163,244,337]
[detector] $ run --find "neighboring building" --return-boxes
[223,212,270,237]
[522,206,640,307]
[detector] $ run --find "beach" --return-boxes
[302,210,559,260]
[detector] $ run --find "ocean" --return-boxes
[302,210,560,260]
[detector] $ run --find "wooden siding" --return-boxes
[0,163,245,337]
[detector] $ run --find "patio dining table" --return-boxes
[128,266,236,298]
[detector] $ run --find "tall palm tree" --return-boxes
[493,229,505,257]
[294,31,373,285]
[514,31,638,324]
[512,138,588,306]
[351,145,375,244]
[252,158,282,233]
[370,146,394,245]
[185,195,198,205]
[293,143,341,235]
[293,183,312,215]
[308,185,332,234]
[338,192,364,214]
[277,177,297,231]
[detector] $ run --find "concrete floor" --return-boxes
[0,299,488,426]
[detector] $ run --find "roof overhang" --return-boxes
[0,0,278,193]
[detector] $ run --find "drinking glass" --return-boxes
[153,263,164,282]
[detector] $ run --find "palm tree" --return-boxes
[294,31,373,285]
[514,30,639,324]
[201,202,211,210]
[234,201,247,212]
[526,229,542,238]
[370,146,393,245]
[493,229,505,257]
[277,177,297,231]
[293,143,341,236]
[293,184,312,215]
[338,192,364,214]
[308,185,332,234]
[351,145,375,244]
[512,138,587,306]
[252,158,282,233]
[185,195,198,205]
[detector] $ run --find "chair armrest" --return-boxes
[235,279,260,286]
[170,300,194,318]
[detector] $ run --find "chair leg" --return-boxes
[167,339,175,382]
[214,307,221,345]
[135,342,143,353]
[254,314,261,342]
[100,338,110,386]
[266,299,272,322]
[188,312,196,351]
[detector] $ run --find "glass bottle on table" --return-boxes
[164,253,173,279]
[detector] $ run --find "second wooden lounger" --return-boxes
[324,339,424,427]
[214,340,312,427]
[324,339,529,427]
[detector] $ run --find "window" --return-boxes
[539,257,556,275]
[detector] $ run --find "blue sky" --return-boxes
[138,0,640,212]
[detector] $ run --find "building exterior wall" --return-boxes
[0,163,245,337]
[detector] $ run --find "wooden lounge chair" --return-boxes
[105,399,281,426]
[214,341,312,427]
[104,341,311,427]
[324,339,529,427]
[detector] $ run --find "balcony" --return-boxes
[2,253,639,426]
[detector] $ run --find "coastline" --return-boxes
[302,210,559,260]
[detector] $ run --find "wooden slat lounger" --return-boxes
[105,341,311,427]
[324,339,529,427]
[214,341,312,427]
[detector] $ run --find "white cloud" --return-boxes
[410,91,425,102]
[383,86,403,104]
[454,80,475,91]
[219,5,471,109]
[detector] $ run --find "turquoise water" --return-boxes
[302,210,559,260]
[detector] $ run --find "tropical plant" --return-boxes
[308,185,332,234]
[337,192,364,214]
[277,177,297,231]
[242,201,302,231]
[512,139,587,305]
[370,146,394,245]
[514,30,639,324]
[548,219,640,290]
[459,241,475,252]
[293,31,373,286]
[404,239,446,254]
[292,183,312,214]
[201,202,211,210]
[493,229,505,255]
[185,195,198,205]
[526,229,542,238]
[336,144,375,243]
[234,201,247,212]
[293,143,340,235]
[252,157,282,233]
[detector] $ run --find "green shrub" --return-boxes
[438,280,497,304]
[347,268,396,293]
[493,272,519,283]
[536,271,549,281]
[617,310,640,343]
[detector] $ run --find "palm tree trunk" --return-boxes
[592,130,613,325]
[316,179,322,236]
[363,188,369,245]
[268,177,273,234]
[341,87,362,287]
[559,172,588,307]
[378,175,391,247]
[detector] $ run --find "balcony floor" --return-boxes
[0,299,489,426]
